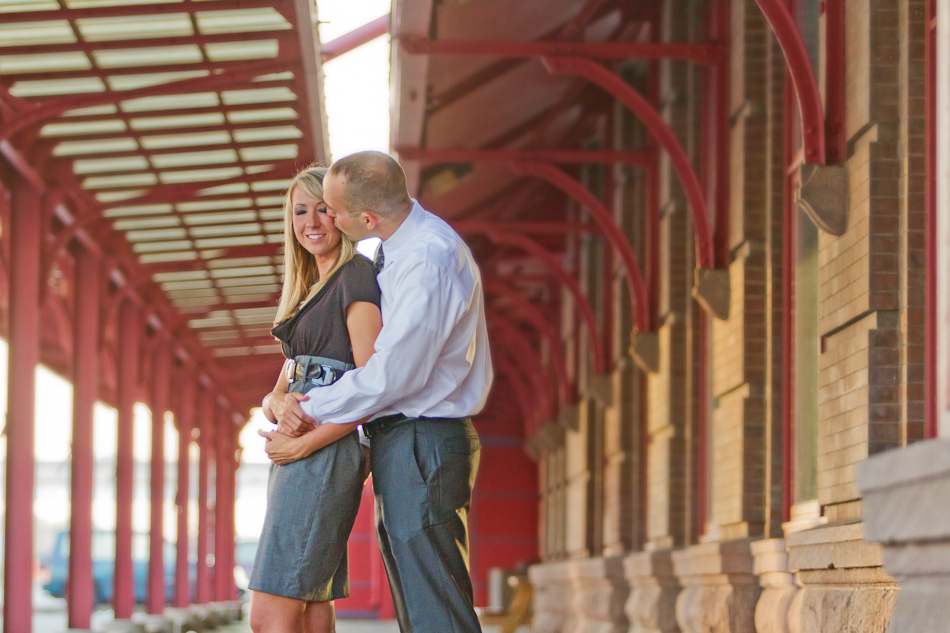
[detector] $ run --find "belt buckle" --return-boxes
[285,359,298,383]
[310,364,335,386]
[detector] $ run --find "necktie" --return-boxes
[373,243,385,274]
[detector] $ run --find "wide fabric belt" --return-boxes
[361,413,409,440]
[286,355,355,394]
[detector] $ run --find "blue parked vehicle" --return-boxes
[43,531,180,605]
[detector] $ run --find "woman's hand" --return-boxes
[263,390,316,437]
[259,429,310,465]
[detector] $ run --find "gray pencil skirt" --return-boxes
[248,429,366,602]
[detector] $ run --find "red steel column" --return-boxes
[214,413,230,601]
[68,245,100,629]
[195,386,213,603]
[175,366,196,607]
[2,173,42,633]
[148,340,172,614]
[227,427,238,600]
[114,300,140,619]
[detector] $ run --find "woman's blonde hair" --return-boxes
[274,165,356,325]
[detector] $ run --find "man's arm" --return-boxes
[299,259,469,424]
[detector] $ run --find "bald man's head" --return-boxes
[326,151,412,219]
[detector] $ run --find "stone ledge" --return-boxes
[786,522,884,572]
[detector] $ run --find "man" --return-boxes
[276,151,492,633]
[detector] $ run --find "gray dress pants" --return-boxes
[370,417,482,633]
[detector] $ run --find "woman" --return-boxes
[248,165,382,633]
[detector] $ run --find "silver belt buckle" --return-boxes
[285,359,298,383]
[310,364,336,386]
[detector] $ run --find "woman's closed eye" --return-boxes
[294,206,328,215]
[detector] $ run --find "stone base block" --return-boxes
[751,539,797,633]
[530,560,576,633]
[786,521,897,632]
[623,549,680,633]
[530,556,629,633]
[672,539,759,633]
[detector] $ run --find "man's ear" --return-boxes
[361,212,379,231]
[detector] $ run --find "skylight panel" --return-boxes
[114,216,180,231]
[221,87,295,106]
[178,198,251,213]
[195,8,291,35]
[226,107,297,124]
[153,270,208,283]
[126,228,188,242]
[205,39,278,62]
[250,179,290,192]
[93,44,201,68]
[11,77,105,97]
[150,148,238,169]
[232,126,302,143]
[76,14,193,42]
[41,119,127,136]
[130,112,225,131]
[83,172,157,189]
[74,155,149,174]
[96,189,147,203]
[141,131,230,150]
[159,166,242,184]
[140,250,196,264]
[259,208,283,221]
[194,234,264,249]
[161,279,214,291]
[104,203,172,217]
[0,20,76,47]
[0,1,59,13]
[210,266,274,279]
[182,210,257,225]
[54,137,137,156]
[108,70,208,92]
[67,0,184,7]
[120,92,219,113]
[198,182,248,196]
[0,52,90,74]
[221,284,277,296]
[189,223,259,238]
[239,144,297,162]
[132,239,193,253]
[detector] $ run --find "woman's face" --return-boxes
[291,185,342,261]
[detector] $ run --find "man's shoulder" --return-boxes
[404,210,470,270]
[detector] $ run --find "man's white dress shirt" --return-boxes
[299,201,493,424]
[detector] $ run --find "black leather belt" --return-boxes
[362,413,409,440]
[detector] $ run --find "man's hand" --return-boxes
[259,429,307,465]
[264,390,317,437]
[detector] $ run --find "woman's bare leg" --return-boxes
[303,601,335,633]
[249,591,305,633]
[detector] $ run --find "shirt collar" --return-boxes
[381,199,425,260]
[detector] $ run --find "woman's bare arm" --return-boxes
[261,300,382,463]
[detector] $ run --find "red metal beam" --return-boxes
[214,412,233,601]
[196,386,214,604]
[484,277,575,403]
[397,146,652,166]
[174,365,196,608]
[0,0,293,23]
[114,300,140,619]
[148,340,171,615]
[68,245,99,629]
[485,231,606,374]
[322,14,390,61]
[925,0,937,438]
[3,174,42,633]
[753,0,827,164]
[540,56,715,269]
[0,58,290,144]
[510,161,651,333]
[400,37,721,65]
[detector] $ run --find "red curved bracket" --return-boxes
[484,277,575,403]
[541,56,715,269]
[489,320,557,421]
[493,354,542,436]
[511,161,651,333]
[753,0,827,164]
[485,231,607,374]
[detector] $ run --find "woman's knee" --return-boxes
[250,591,302,633]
